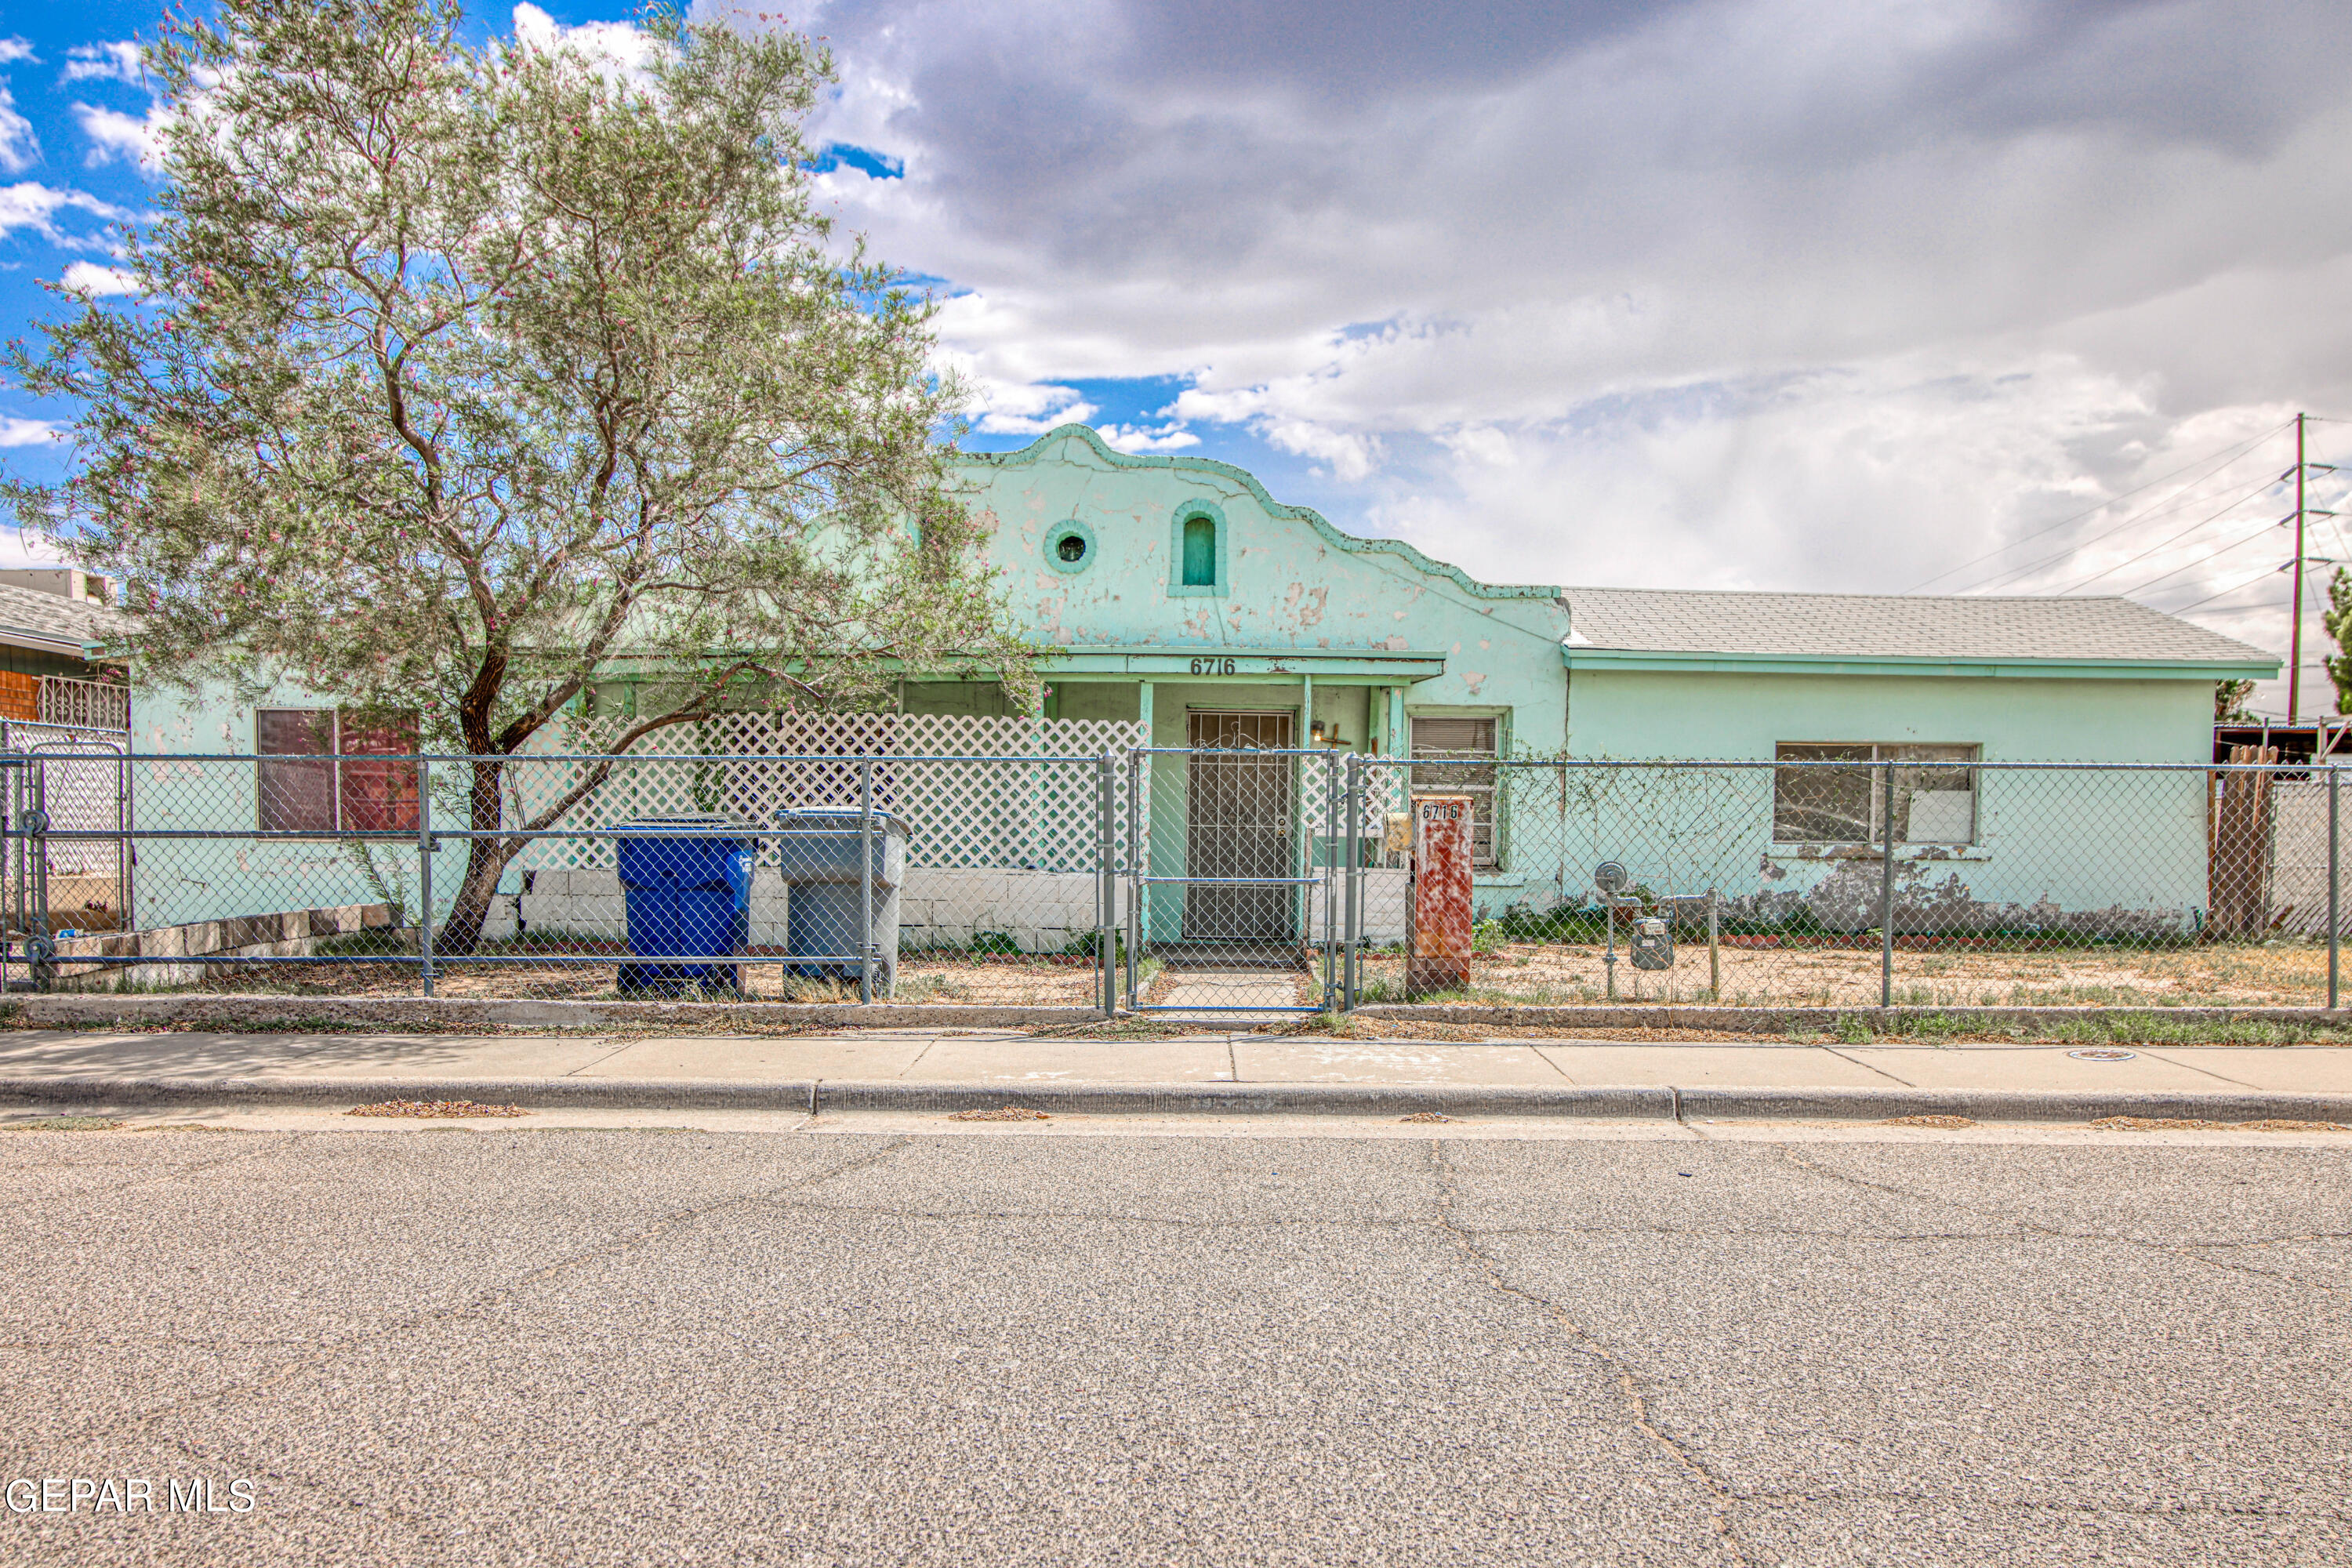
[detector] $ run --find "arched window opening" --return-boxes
[1181,515,1216,587]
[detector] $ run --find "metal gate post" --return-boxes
[2330,760,2340,1011]
[416,756,435,997]
[1879,761,1896,1009]
[1,760,16,996]
[1343,753,1362,1011]
[1125,747,1142,1011]
[25,760,50,993]
[1098,750,1116,1017]
[116,746,135,935]
[1321,750,1339,1011]
[858,758,875,1005]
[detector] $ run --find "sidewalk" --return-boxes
[2,1028,2351,1121]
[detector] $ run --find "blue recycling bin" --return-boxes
[613,816,755,995]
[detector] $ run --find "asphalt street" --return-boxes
[2,1121,2346,1565]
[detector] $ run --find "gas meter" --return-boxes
[1630,916,1674,971]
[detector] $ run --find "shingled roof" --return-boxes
[1559,587,2276,667]
[0,581,131,659]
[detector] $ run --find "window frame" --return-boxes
[1166,499,1229,597]
[256,707,421,835]
[1409,713,1503,869]
[1771,742,1981,847]
[1043,517,1096,575]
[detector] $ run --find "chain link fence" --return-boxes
[0,750,2341,1013]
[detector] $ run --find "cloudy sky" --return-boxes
[3,0,2349,712]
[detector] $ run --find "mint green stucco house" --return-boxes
[925,426,2278,940]
[945,425,2273,769]
[123,422,2281,948]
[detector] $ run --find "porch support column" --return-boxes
[1387,687,1406,757]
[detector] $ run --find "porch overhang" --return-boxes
[1041,645,1449,681]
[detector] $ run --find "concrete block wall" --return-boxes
[509,866,1137,956]
[898,869,1123,954]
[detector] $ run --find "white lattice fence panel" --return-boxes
[495,713,1145,875]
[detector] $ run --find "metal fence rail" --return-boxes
[2,751,2342,1013]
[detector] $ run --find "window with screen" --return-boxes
[1410,716,1500,866]
[1773,742,1979,844]
[257,709,420,833]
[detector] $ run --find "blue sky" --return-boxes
[6,1,2352,713]
[0,0,1364,535]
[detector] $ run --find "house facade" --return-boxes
[114,423,2281,949]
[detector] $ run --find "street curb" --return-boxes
[4,1074,2349,1123]
[1356,1004,2352,1033]
[11,995,2352,1036]
[1671,1087,2352,1123]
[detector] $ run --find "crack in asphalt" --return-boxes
[1775,1146,2352,1300]
[1426,1140,1754,1568]
[0,1131,310,1216]
[53,1137,916,1446]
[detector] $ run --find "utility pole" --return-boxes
[2287,412,2342,723]
[2294,412,2308,721]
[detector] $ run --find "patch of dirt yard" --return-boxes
[1359,939,2333,1010]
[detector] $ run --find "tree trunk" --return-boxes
[433,756,522,955]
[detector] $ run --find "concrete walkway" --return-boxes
[3,1028,2352,1102]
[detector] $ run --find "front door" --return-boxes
[1185,711,1295,943]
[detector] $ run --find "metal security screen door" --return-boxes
[1185,711,1296,942]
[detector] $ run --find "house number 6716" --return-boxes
[1189,657,1239,675]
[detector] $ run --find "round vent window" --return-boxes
[1044,520,1096,574]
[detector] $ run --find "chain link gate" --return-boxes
[1116,746,1344,1015]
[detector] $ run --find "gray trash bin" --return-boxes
[772,806,910,996]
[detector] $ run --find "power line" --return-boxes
[2167,571,2288,615]
[1955,458,2287,596]
[2053,479,2285,595]
[2103,516,2287,601]
[1906,419,2289,591]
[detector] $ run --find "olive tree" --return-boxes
[1,0,1036,950]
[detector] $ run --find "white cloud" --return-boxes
[74,100,168,169]
[0,39,34,67]
[61,42,144,86]
[1095,422,1200,453]
[0,85,34,174]
[59,260,138,296]
[752,0,2352,713]
[0,181,127,242]
[0,417,62,448]
[511,4,661,79]
[948,361,1098,436]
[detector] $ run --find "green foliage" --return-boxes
[0,0,1044,950]
[2328,569,2352,717]
[2213,679,2257,724]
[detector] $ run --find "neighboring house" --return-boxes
[0,569,136,935]
[120,423,2282,945]
[0,570,131,730]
